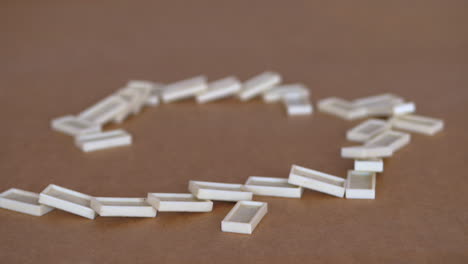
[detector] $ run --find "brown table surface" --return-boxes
[1,1,467,263]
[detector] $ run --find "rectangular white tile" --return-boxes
[288,165,346,197]
[91,197,156,217]
[283,96,313,116]
[318,97,367,120]
[346,119,390,143]
[162,76,207,103]
[0,188,54,216]
[262,83,309,103]
[345,170,376,199]
[196,76,241,103]
[78,95,128,125]
[341,145,393,159]
[188,181,252,202]
[39,184,95,219]
[147,193,213,212]
[75,129,132,152]
[221,201,267,234]
[244,176,303,198]
[238,72,281,101]
[352,93,404,117]
[365,130,411,153]
[51,115,101,136]
[392,102,416,115]
[390,114,444,135]
[354,159,384,172]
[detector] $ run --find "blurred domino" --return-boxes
[392,102,416,115]
[345,170,376,199]
[262,83,309,103]
[75,129,132,152]
[390,114,444,135]
[238,72,281,101]
[51,115,101,136]
[221,201,267,234]
[352,93,404,117]
[114,87,140,123]
[341,145,393,159]
[288,165,346,197]
[318,97,367,120]
[354,159,384,172]
[196,76,242,103]
[78,95,127,125]
[365,130,410,153]
[283,96,313,116]
[90,197,156,217]
[0,188,54,216]
[39,184,95,219]
[243,176,303,198]
[188,181,252,202]
[147,193,213,212]
[162,76,207,103]
[346,119,390,143]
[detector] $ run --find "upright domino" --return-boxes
[354,159,384,172]
[51,115,101,136]
[390,114,444,135]
[78,95,128,125]
[238,72,281,101]
[283,96,313,116]
[147,193,213,212]
[262,83,309,103]
[317,97,367,120]
[288,165,346,197]
[196,76,242,103]
[75,130,132,152]
[345,170,376,199]
[392,102,416,115]
[346,119,390,143]
[221,201,267,234]
[162,76,207,103]
[188,181,253,202]
[39,184,96,219]
[0,188,54,216]
[243,176,303,198]
[90,197,157,217]
[114,87,141,123]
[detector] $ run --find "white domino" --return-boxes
[392,102,416,115]
[244,176,303,198]
[221,201,267,234]
[317,97,367,120]
[51,115,101,136]
[90,197,156,217]
[127,80,165,106]
[365,130,411,153]
[341,145,393,159]
[162,76,207,103]
[188,181,252,202]
[196,76,242,103]
[39,184,95,219]
[283,96,313,116]
[113,87,141,123]
[238,72,281,101]
[262,83,309,103]
[352,93,404,117]
[0,188,54,216]
[390,114,444,135]
[354,159,384,172]
[146,193,213,212]
[288,165,346,197]
[346,119,390,143]
[345,170,376,199]
[78,95,128,125]
[75,129,132,152]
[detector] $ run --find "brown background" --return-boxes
[0,0,467,263]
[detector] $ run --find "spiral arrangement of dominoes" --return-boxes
[0,71,444,234]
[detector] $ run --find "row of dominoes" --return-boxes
[51,72,312,152]
[0,161,393,234]
[317,93,444,198]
